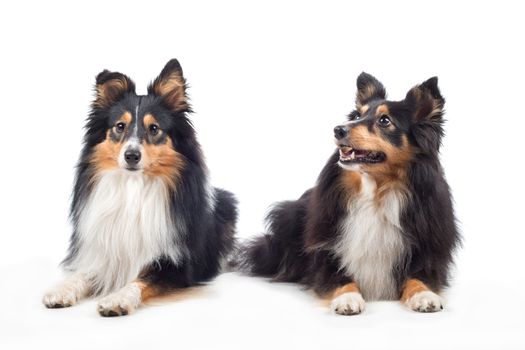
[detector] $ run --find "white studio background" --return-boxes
[0,1,524,349]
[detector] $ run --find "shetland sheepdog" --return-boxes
[43,59,238,316]
[240,73,460,315]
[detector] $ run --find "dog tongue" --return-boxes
[354,150,370,159]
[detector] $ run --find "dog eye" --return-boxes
[149,124,159,136]
[378,115,391,127]
[115,122,126,133]
[349,112,361,121]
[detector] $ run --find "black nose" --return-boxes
[124,149,141,165]
[334,125,348,140]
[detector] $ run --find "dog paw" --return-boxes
[331,292,365,316]
[43,273,91,309]
[97,284,141,317]
[42,288,79,308]
[406,291,443,313]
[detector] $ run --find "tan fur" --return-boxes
[143,114,163,139]
[356,85,380,108]
[340,170,362,196]
[134,280,162,302]
[119,111,132,124]
[375,104,389,116]
[332,282,360,298]
[153,72,188,112]
[90,111,184,187]
[144,286,209,305]
[135,281,208,304]
[347,125,414,205]
[90,130,123,172]
[401,279,430,302]
[89,112,132,172]
[408,85,443,121]
[95,78,131,109]
[429,100,444,121]
[142,137,185,189]
[143,114,157,128]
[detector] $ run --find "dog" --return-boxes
[43,59,238,316]
[240,73,460,315]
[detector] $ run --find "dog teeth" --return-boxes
[340,149,355,161]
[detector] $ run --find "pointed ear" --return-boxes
[356,72,386,108]
[405,76,445,122]
[406,77,446,155]
[148,59,189,113]
[94,70,135,109]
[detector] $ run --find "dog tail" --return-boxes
[212,188,239,272]
[235,199,307,281]
[235,233,283,277]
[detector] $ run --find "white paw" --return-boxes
[43,288,79,308]
[406,291,444,313]
[97,283,141,317]
[331,292,365,316]
[43,273,90,308]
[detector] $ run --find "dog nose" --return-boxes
[334,125,348,140]
[124,149,141,165]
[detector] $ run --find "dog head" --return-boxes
[87,59,196,187]
[334,72,445,177]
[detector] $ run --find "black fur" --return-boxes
[240,73,460,299]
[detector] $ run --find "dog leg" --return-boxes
[330,282,365,315]
[97,280,160,317]
[43,272,92,308]
[401,278,443,312]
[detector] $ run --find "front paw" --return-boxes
[97,284,141,317]
[331,292,365,316]
[406,291,444,313]
[98,297,131,317]
[43,288,78,308]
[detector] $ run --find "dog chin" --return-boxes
[338,161,363,172]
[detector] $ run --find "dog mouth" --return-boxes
[338,146,386,164]
[124,164,141,172]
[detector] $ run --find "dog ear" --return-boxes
[405,77,445,122]
[406,77,446,154]
[148,59,189,113]
[93,70,135,109]
[356,72,386,108]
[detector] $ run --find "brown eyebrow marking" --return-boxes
[359,104,369,114]
[376,104,389,116]
[143,114,158,128]
[118,111,132,124]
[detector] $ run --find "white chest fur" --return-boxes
[68,170,182,295]
[334,173,407,301]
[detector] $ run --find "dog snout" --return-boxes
[124,149,141,165]
[334,125,348,140]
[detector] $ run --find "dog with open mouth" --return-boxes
[42,59,238,316]
[239,73,460,315]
